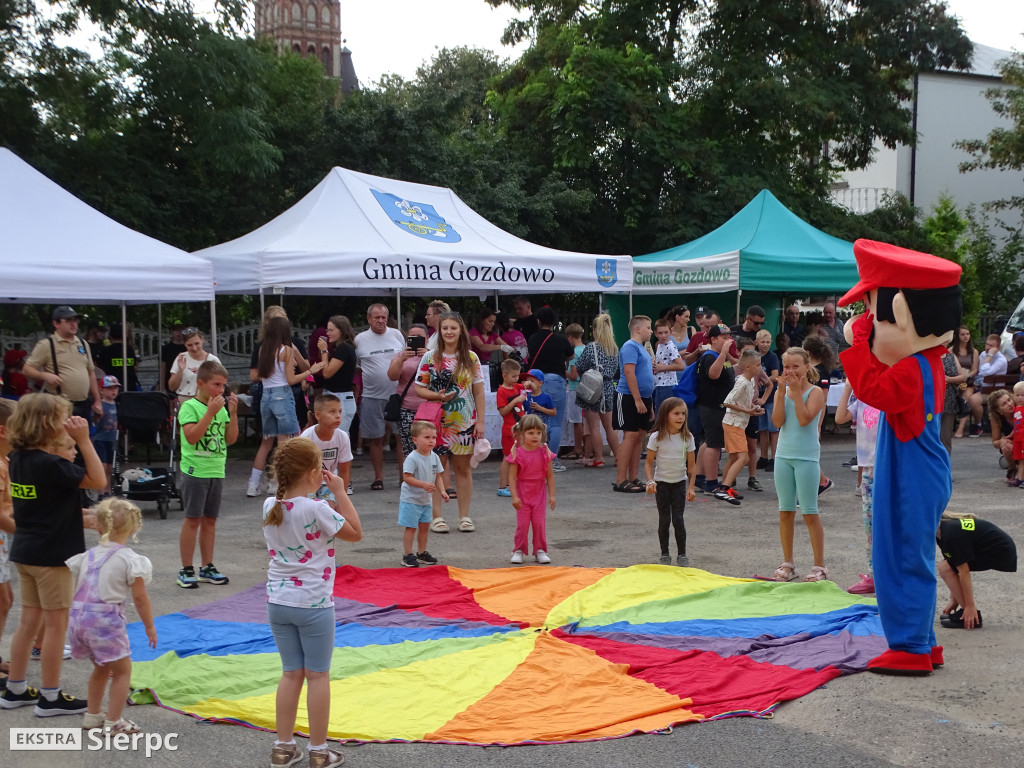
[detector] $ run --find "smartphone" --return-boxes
[408,335,425,351]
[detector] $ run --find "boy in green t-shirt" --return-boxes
[176,361,238,589]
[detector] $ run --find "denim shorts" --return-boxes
[261,385,301,437]
[267,603,337,672]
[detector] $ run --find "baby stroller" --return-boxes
[112,391,181,519]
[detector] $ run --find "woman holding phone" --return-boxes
[316,315,358,433]
[388,324,429,457]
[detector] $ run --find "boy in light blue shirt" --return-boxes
[399,421,448,568]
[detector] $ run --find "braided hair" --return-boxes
[263,438,322,527]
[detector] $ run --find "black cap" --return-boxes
[52,306,79,321]
[695,306,710,316]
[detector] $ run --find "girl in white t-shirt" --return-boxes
[644,398,697,567]
[262,438,361,768]
[66,498,156,734]
[167,328,221,399]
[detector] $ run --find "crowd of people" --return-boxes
[0,297,1020,753]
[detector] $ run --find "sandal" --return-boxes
[430,518,450,534]
[447,489,458,499]
[370,480,384,491]
[105,718,141,734]
[612,480,643,493]
[772,562,798,581]
[803,565,829,582]
[590,460,604,468]
[458,517,475,532]
[563,452,582,461]
[308,747,345,768]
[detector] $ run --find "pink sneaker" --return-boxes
[847,574,875,594]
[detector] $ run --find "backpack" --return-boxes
[575,343,604,404]
[674,351,715,407]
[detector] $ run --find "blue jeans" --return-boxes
[542,373,567,456]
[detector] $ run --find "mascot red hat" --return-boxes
[839,239,962,307]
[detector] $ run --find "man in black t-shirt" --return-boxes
[696,324,736,493]
[937,516,1017,630]
[94,323,140,392]
[526,307,574,470]
[730,305,766,345]
[160,326,187,393]
[513,296,540,342]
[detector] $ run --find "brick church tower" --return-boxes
[254,0,358,90]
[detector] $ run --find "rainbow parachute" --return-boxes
[129,565,884,744]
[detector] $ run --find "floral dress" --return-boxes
[416,350,484,456]
[574,343,619,413]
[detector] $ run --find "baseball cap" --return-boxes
[3,349,27,367]
[52,305,79,321]
[100,375,122,388]
[839,239,962,307]
[695,306,710,316]
[469,438,492,469]
[524,368,544,382]
[708,323,731,338]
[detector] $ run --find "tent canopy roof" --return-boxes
[634,190,856,294]
[0,148,215,304]
[195,167,631,295]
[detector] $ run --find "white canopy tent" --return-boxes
[194,167,632,315]
[0,148,217,382]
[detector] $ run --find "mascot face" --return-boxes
[843,289,954,367]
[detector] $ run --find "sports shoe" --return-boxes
[847,574,875,594]
[842,456,858,467]
[747,478,763,492]
[34,689,88,717]
[176,566,198,589]
[969,423,983,437]
[818,478,834,497]
[496,487,511,497]
[676,555,690,567]
[535,550,551,564]
[347,483,353,496]
[30,646,41,660]
[510,550,524,564]
[401,553,419,568]
[416,551,438,565]
[246,477,261,497]
[63,645,72,660]
[198,564,229,585]
[756,457,768,470]
[713,486,741,506]
[308,748,345,768]
[659,554,672,565]
[551,460,567,473]
[0,685,39,709]
[82,711,106,730]
[270,743,304,768]
[704,479,719,495]
[765,459,774,472]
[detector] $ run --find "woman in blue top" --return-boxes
[770,347,827,583]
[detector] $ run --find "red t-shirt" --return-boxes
[686,331,738,359]
[496,383,526,432]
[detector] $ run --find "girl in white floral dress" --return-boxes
[262,438,362,768]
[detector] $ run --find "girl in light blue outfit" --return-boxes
[770,347,827,583]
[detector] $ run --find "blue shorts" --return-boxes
[260,384,301,437]
[92,440,115,464]
[758,400,779,433]
[267,603,336,673]
[398,501,432,528]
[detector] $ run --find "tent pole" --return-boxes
[259,289,265,318]
[599,294,604,314]
[121,302,128,391]
[494,292,499,311]
[157,303,163,391]
[629,292,633,318]
[396,288,401,328]
[735,289,742,325]
[210,298,218,361]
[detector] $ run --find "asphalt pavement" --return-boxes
[4,432,1023,768]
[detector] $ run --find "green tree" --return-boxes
[924,195,982,330]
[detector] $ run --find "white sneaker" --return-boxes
[510,550,523,564]
[63,644,72,659]
[535,550,551,564]
[347,483,353,496]
[246,478,260,497]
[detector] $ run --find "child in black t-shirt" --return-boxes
[0,393,105,714]
[937,512,1017,630]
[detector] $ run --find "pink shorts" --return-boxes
[68,601,130,665]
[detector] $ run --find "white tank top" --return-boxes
[262,345,290,388]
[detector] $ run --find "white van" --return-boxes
[999,297,1024,359]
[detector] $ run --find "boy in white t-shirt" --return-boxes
[299,394,353,508]
[717,349,764,505]
[652,318,684,412]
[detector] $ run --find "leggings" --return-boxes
[860,469,874,575]
[655,480,687,556]
[774,457,819,515]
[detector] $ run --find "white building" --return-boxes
[832,42,1021,232]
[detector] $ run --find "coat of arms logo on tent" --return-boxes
[371,190,462,243]
[596,259,618,287]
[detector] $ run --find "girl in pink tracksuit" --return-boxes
[507,415,557,565]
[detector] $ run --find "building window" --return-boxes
[293,43,301,54]
[307,3,315,25]
[322,46,332,73]
[291,2,300,23]
[321,5,330,25]
[307,44,315,57]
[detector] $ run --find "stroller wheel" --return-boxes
[157,497,169,520]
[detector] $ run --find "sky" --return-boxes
[340,0,1024,85]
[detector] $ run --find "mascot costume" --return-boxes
[838,239,962,676]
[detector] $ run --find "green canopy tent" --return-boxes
[608,190,857,334]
